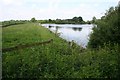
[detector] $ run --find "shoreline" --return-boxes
[41,23,88,48]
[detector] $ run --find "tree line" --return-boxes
[38,16,87,24]
[2,16,94,27]
[2,20,29,27]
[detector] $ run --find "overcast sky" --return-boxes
[0,0,119,21]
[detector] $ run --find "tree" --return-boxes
[30,17,36,22]
[78,16,83,22]
[72,17,78,21]
[92,16,96,23]
[88,4,120,48]
[72,16,83,23]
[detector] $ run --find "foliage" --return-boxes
[2,3,120,78]
[88,4,120,48]
[2,23,120,78]
[92,16,96,23]
[2,20,28,27]
[30,17,37,22]
[38,16,85,24]
[72,16,83,23]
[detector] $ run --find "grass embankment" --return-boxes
[2,23,81,78]
[2,23,119,78]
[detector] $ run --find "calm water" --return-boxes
[41,24,94,48]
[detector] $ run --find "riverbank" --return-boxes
[2,23,119,78]
[41,23,93,48]
[2,23,84,78]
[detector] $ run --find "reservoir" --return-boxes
[42,24,94,48]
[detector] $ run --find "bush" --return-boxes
[88,4,120,48]
[2,20,27,27]
[30,18,37,22]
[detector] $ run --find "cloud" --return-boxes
[1,0,24,6]
[1,0,15,5]
[0,0,119,21]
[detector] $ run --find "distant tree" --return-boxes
[39,17,84,24]
[72,16,83,23]
[78,16,83,22]
[86,20,91,24]
[92,16,96,23]
[72,17,78,21]
[48,19,52,22]
[30,17,36,22]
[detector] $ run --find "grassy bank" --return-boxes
[2,23,82,78]
[2,23,119,78]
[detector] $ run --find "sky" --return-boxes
[0,0,119,21]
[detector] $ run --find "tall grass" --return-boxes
[2,23,119,78]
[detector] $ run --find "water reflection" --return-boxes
[72,27,82,31]
[42,24,93,48]
[49,25,82,32]
[49,25,63,29]
[48,25,53,28]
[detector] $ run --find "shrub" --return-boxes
[88,4,120,48]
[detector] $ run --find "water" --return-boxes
[41,24,94,48]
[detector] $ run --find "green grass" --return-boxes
[2,23,81,78]
[2,23,119,78]
[0,29,1,47]
[0,22,2,25]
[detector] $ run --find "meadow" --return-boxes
[2,23,119,78]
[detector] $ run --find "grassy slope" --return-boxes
[3,23,63,47]
[2,23,119,78]
[2,23,81,78]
